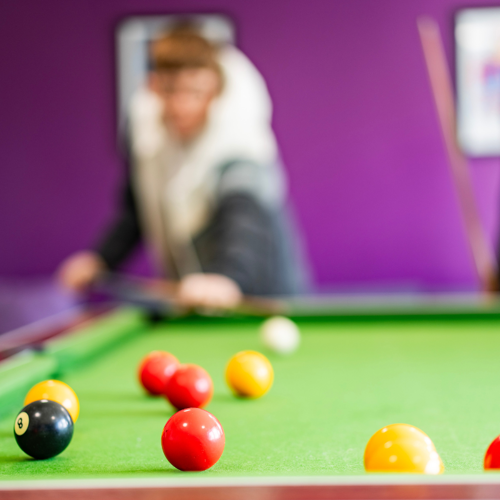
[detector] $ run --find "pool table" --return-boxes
[3,296,500,499]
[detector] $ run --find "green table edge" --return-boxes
[0,307,147,418]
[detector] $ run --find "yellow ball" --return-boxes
[364,424,434,466]
[225,350,274,398]
[365,436,442,474]
[24,380,80,423]
[364,423,444,474]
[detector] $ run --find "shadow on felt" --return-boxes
[210,393,253,403]
[0,455,31,464]
[81,408,175,418]
[77,391,146,402]
[115,468,196,475]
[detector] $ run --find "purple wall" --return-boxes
[1,0,499,290]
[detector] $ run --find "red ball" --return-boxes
[485,435,500,469]
[138,351,179,396]
[161,408,225,471]
[164,364,213,410]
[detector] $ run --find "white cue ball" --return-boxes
[260,316,301,355]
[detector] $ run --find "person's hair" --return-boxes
[150,25,223,89]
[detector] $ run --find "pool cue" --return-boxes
[417,17,498,292]
[93,272,289,317]
[91,273,182,316]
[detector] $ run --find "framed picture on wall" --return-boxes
[456,8,500,157]
[115,14,235,137]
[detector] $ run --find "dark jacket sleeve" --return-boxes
[194,193,281,296]
[94,174,142,270]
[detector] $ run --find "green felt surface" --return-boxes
[46,307,145,374]
[0,351,57,420]
[2,315,500,480]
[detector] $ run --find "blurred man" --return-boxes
[58,26,307,309]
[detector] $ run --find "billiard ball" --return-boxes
[225,350,274,398]
[364,424,436,467]
[25,380,80,423]
[138,351,179,396]
[164,364,213,410]
[260,316,300,354]
[364,436,442,474]
[484,435,500,469]
[161,408,225,471]
[364,424,444,474]
[14,400,74,460]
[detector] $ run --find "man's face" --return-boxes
[150,68,220,141]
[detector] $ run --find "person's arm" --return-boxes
[94,177,142,270]
[57,176,142,291]
[57,129,143,292]
[196,192,278,296]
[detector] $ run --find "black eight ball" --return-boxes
[14,399,74,459]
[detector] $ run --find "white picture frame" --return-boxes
[456,8,500,156]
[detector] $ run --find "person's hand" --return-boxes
[57,251,106,292]
[485,271,499,294]
[177,273,242,310]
